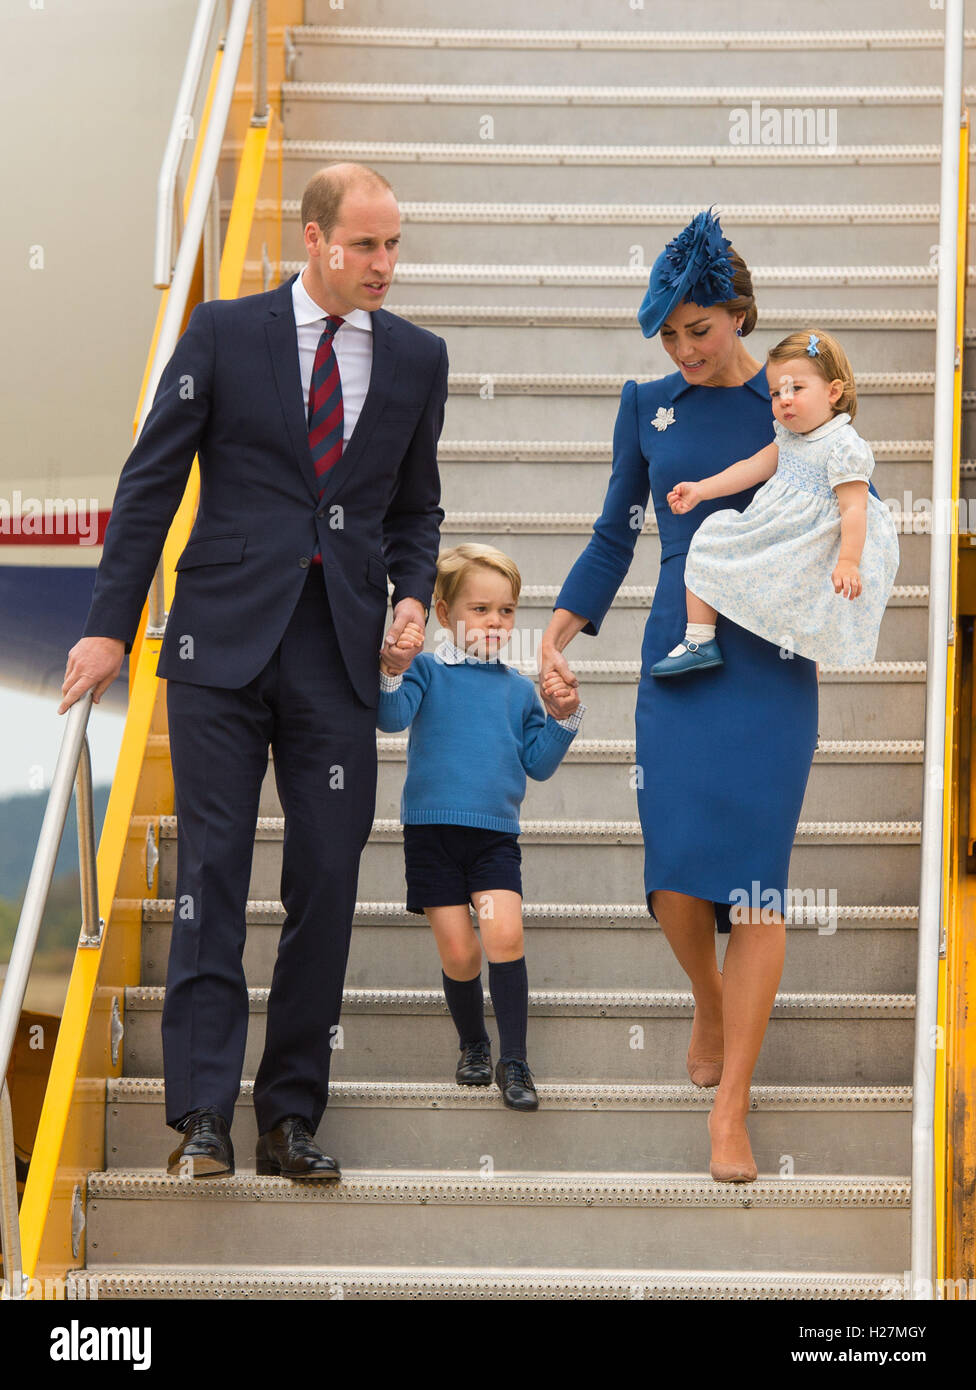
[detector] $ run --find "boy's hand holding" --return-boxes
[379,618,425,676]
[541,667,580,720]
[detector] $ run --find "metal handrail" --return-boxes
[153,0,221,290]
[146,0,267,635]
[0,694,101,1299]
[911,0,965,1299]
[0,0,268,1300]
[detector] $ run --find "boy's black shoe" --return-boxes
[495,1058,539,1111]
[456,1039,492,1085]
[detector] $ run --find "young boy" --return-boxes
[377,543,584,1110]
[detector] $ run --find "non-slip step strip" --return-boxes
[126,985,916,1017]
[348,304,947,329]
[437,509,931,535]
[282,138,948,166]
[141,899,920,927]
[516,584,929,609]
[372,737,926,763]
[282,258,951,287]
[86,1169,911,1207]
[280,198,965,225]
[505,659,926,681]
[64,1266,911,1299]
[444,368,941,389]
[109,1076,912,1112]
[282,81,976,106]
[145,732,926,763]
[292,24,976,52]
[436,439,945,461]
[156,816,922,848]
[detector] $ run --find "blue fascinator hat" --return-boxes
[637,208,736,339]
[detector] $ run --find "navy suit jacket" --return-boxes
[83,273,448,707]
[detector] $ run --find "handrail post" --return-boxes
[252,0,268,128]
[0,1081,25,1299]
[76,737,103,950]
[911,0,965,1299]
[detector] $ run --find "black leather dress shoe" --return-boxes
[167,1107,234,1177]
[495,1058,539,1111]
[455,1038,492,1085]
[255,1115,341,1180]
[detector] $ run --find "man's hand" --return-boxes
[380,600,426,675]
[538,644,579,719]
[59,637,125,714]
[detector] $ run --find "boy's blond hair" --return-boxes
[433,543,522,611]
[767,328,857,420]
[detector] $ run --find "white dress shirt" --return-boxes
[291,267,373,444]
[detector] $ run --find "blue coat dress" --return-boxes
[555,364,838,932]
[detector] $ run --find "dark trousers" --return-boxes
[161,570,378,1134]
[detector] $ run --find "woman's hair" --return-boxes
[434,543,522,610]
[767,329,858,419]
[721,245,758,336]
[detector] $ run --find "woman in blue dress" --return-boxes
[539,211,827,1183]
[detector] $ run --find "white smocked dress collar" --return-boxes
[797,411,851,442]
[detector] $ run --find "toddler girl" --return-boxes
[651,328,900,675]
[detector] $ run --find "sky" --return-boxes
[0,687,125,801]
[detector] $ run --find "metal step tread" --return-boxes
[293,24,975,54]
[125,985,915,1017]
[146,733,926,762]
[519,583,929,607]
[478,658,926,681]
[66,1264,910,1299]
[156,814,923,843]
[282,138,946,164]
[286,259,949,286]
[142,898,920,927]
[435,437,949,460]
[443,367,942,389]
[85,1169,911,1207]
[281,198,964,226]
[437,508,929,532]
[374,305,948,329]
[109,1076,912,1111]
[282,80,976,105]
[371,737,926,763]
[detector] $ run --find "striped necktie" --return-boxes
[307,313,344,565]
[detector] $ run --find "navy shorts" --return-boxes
[403,822,522,915]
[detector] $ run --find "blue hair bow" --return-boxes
[637,208,736,339]
[806,333,820,356]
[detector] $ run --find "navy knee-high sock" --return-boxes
[441,971,490,1048]
[488,956,528,1063]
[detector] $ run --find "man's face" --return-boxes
[303,186,401,315]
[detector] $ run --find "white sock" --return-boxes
[667,622,716,658]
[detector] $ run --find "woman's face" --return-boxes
[658,301,746,387]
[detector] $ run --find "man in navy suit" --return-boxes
[60,163,447,1179]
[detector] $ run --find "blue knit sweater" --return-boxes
[377,650,581,833]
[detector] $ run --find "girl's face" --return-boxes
[434,568,517,662]
[766,357,844,434]
[658,301,746,387]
